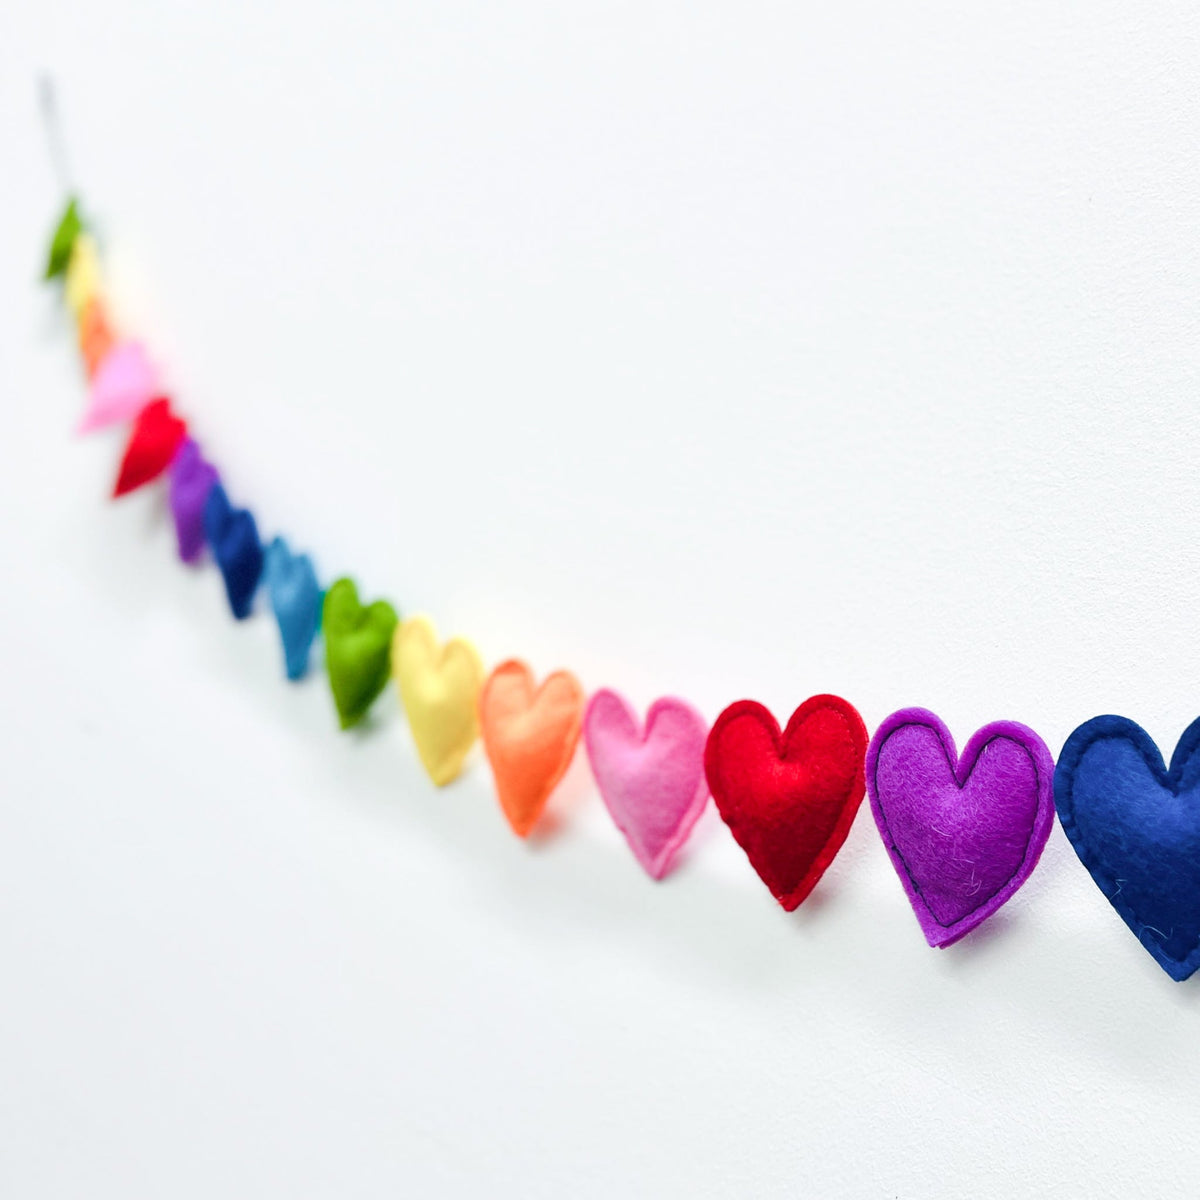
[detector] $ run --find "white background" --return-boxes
[3,3,1200,1196]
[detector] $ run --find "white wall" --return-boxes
[3,4,1200,1196]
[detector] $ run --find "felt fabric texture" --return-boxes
[704,696,867,910]
[866,708,1055,948]
[264,537,323,681]
[203,484,263,620]
[393,615,485,786]
[1055,715,1200,981]
[64,233,101,317]
[78,341,159,434]
[583,689,709,880]
[168,439,219,563]
[322,578,399,730]
[112,398,188,497]
[479,660,585,837]
[78,298,116,379]
[45,196,82,280]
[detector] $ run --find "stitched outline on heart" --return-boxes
[1055,714,1200,982]
[867,708,1055,948]
[704,695,867,911]
[393,614,485,787]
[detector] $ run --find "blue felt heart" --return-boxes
[203,484,263,620]
[263,536,323,680]
[1055,715,1200,981]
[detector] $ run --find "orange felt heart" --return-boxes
[479,660,586,837]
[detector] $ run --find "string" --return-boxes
[37,73,74,196]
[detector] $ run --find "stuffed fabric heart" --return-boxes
[322,577,399,729]
[112,398,188,498]
[704,696,867,910]
[479,660,585,837]
[169,440,219,563]
[78,341,159,434]
[264,537,323,681]
[78,298,116,379]
[583,689,709,880]
[393,615,484,786]
[44,196,82,280]
[203,484,263,620]
[1056,715,1200,981]
[64,233,101,317]
[867,708,1054,948]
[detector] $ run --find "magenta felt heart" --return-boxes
[583,689,709,880]
[866,708,1055,947]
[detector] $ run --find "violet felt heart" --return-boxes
[169,439,219,563]
[866,708,1054,947]
[583,689,709,880]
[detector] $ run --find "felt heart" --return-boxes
[583,689,709,880]
[322,577,399,729]
[704,696,867,910]
[393,615,484,786]
[78,341,159,434]
[169,439,219,563]
[112,398,188,498]
[203,484,263,620]
[263,537,323,681]
[44,196,82,280]
[479,660,585,837]
[78,297,116,379]
[1055,715,1200,981]
[867,708,1055,948]
[64,232,101,317]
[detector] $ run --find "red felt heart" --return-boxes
[704,695,868,910]
[112,398,188,498]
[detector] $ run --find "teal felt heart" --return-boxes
[323,577,399,729]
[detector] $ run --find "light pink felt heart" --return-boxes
[584,689,710,880]
[78,341,159,434]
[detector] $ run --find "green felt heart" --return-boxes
[45,197,83,281]
[323,577,400,730]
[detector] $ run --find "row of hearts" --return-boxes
[46,202,1200,983]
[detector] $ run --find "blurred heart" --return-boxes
[479,660,585,837]
[393,615,484,786]
[264,537,323,681]
[78,341,159,434]
[322,578,399,729]
[169,440,219,563]
[584,689,709,879]
[204,484,263,620]
[112,398,187,498]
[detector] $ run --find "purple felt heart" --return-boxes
[866,708,1055,947]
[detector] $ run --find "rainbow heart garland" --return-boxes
[43,195,1200,980]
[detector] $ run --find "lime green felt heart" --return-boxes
[322,577,399,730]
[45,197,83,281]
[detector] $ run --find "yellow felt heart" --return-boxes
[393,615,485,786]
[65,233,102,318]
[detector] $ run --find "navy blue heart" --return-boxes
[1055,715,1200,981]
[203,484,263,620]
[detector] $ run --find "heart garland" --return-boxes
[42,193,1200,980]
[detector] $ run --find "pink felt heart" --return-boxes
[583,689,710,880]
[77,341,159,434]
